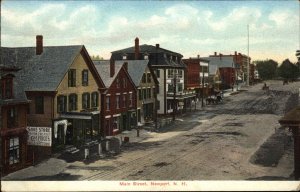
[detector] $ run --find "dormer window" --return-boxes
[144,52,149,60]
[122,53,127,60]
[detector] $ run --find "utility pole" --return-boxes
[247,24,250,86]
[172,72,177,121]
[201,65,204,108]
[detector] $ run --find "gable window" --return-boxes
[91,92,99,108]
[9,137,20,165]
[116,77,120,88]
[69,94,77,111]
[116,95,120,109]
[1,76,13,99]
[123,94,126,107]
[122,55,127,60]
[123,78,127,88]
[147,73,151,83]
[35,96,44,114]
[106,96,110,111]
[68,69,76,87]
[142,73,146,83]
[129,93,133,107]
[57,95,67,113]
[144,55,149,60]
[82,93,90,109]
[82,70,89,86]
[7,107,17,128]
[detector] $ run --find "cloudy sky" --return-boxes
[1,0,299,63]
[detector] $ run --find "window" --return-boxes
[138,89,142,100]
[82,70,89,86]
[168,69,174,78]
[157,85,160,94]
[123,78,127,88]
[147,73,151,83]
[9,137,20,165]
[178,83,183,92]
[7,107,17,128]
[156,69,160,78]
[116,78,120,88]
[1,77,13,99]
[122,55,127,60]
[91,92,99,108]
[116,95,120,109]
[144,55,149,60]
[68,69,76,87]
[168,84,173,92]
[142,73,146,83]
[178,70,183,78]
[82,93,90,109]
[143,89,147,100]
[153,88,156,97]
[57,95,67,113]
[147,88,151,98]
[106,96,110,111]
[129,93,133,107]
[69,94,77,111]
[123,94,126,108]
[35,96,44,114]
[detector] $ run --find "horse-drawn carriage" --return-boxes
[206,90,223,105]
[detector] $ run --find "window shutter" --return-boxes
[82,93,85,109]
[68,95,72,111]
[68,70,71,87]
[88,93,90,108]
[57,96,60,113]
[73,70,76,87]
[75,94,78,110]
[64,96,67,112]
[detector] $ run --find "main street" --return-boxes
[3,80,297,181]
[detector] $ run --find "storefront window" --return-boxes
[9,137,20,165]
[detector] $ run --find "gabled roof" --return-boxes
[93,60,123,88]
[126,60,150,86]
[202,56,234,68]
[1,45,105,99]
[1,45,82,92]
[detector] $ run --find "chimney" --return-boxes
[197,55,200,59]
[36,35,43,55]
[156,44,160,48]
[235,51,237,56]
[214,52,217,56]
[110,60,115,77]
[219,53,222,60]
[123,62,128,71]
[135,37,139,60]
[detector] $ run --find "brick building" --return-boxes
[93,60,137,136]
[0,63,31,175]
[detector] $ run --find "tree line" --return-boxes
[253,59,300,80]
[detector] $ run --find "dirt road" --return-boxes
[68,81,296,180]
[3,81,297,181]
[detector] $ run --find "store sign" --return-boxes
[27,127,52,146]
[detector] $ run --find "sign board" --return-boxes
[27,127,52,147]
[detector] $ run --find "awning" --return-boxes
[60,114,92,120]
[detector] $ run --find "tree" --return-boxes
[253,59,278,80]
[278,59,300,80]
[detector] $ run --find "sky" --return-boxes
[1,0,299,63]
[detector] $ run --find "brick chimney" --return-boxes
[235,51,237,56]
[219,53,222,60]
[110,60,115,77]
[135,37,139,60]
[197,55,200,59]
[156,44,160,48]
[36,35,43,55]
[214,52,217,56]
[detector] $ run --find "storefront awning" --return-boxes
[59,111,99,120]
